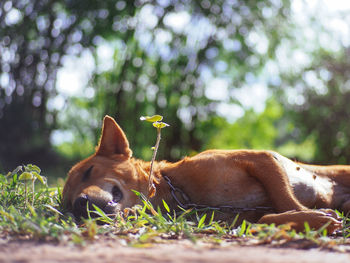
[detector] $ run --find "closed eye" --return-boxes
[82,166,94,182]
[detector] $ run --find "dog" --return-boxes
[62,116,350,233]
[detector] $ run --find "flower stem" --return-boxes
[148,127,161,199]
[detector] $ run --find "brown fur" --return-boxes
[63,116,350,233]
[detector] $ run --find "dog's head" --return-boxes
[62,116,148,220]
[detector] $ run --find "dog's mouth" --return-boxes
[72,185,123,220]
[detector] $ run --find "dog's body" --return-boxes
[63,116,350,233]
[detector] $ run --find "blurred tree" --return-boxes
[62,0,292,161]
[203,98,283,150]
[276,47,350,164]
[0,0,292,171]
[0,0,137,170]
[201,97,316,162]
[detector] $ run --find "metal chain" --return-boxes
[163,175,274,213]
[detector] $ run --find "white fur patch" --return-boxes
[274,153,334,206]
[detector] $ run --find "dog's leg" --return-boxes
[239,151,306,212]
[235,151,342,232]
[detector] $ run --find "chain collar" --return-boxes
[162,175,274,213]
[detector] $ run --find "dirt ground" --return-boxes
[1,238,350,263]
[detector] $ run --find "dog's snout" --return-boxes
[72,191,121,221]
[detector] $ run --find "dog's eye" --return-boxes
[112,185,123,203]
[82,166,93,182]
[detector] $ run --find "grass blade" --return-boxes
[197,214,207,229]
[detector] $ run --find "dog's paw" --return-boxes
[317,208,341,221]
[304,210,342,233]
[258,210,342,234]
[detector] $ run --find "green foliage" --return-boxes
[0,0,138,170]
[17,164,47,208]
[277,136,316,162]
[0,165,78,240]
[141,115,170,129]
[277,48,350,164]
[54,139,95,160]
[140,115,164,123]
[197,214,207,229]
[57,0,293,162]
[202,98,317,162]
[205,98,283,150]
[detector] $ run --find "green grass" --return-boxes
[0,165,350,248]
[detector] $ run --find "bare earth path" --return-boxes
[1,239,350,263]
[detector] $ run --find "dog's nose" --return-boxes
[73,195,90,219]
[72,195,119,220]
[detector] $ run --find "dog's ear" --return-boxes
[95,115,132,158]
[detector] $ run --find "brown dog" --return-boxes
[63,116,350,233]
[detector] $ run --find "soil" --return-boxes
[1,238,350,263]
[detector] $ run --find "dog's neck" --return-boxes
[132,158,182,210]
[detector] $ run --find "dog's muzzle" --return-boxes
[72,185,123,220]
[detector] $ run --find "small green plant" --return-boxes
[140,114,169,199]
[0,165,80,241]
[16,164,47,208]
